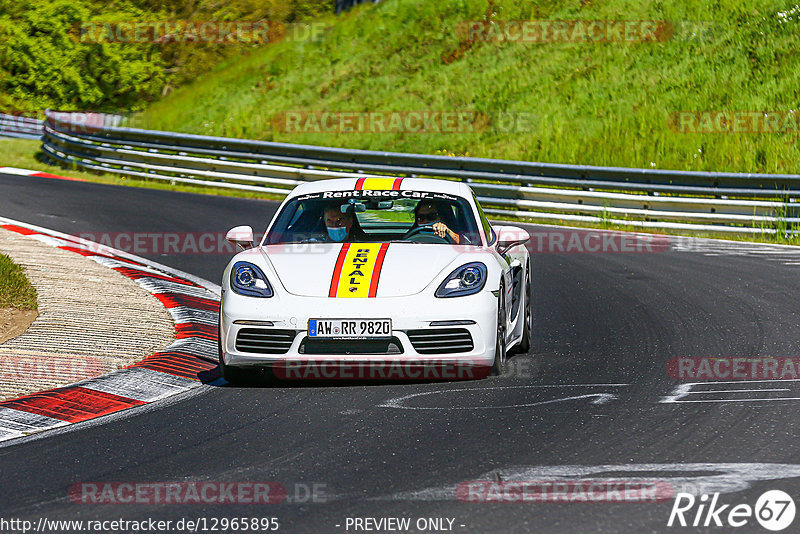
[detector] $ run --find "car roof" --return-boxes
[285,177,471,199]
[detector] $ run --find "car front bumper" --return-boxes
[220,290,498,374]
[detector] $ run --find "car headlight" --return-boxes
[230,261,273,297]
[435,262,487,298]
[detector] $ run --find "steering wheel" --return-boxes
[403,224,455,244]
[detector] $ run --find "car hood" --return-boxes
[260,243,478,297]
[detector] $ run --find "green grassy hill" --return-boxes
[137,0,800,174]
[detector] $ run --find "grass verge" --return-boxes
[0,253,37,310]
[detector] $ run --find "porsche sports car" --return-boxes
[218,177,531,382]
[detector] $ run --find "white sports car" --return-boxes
[218,177,531,382]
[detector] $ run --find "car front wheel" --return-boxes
[515,260,532,354]
[491,285,507,376]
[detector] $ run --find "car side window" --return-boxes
[473,193,494,245]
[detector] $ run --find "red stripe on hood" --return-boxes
[328,243,350,297]
[368,243,390,297]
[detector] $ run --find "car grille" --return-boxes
[235,328,297,354]
[299,337,403,355]
[406,328,474,354]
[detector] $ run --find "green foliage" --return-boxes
[0,0,334,114]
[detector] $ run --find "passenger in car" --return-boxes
[323,203,369,242]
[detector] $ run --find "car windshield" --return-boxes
[264,190,481,245]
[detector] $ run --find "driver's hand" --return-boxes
[433,222,459,244]
[432,222,448,238]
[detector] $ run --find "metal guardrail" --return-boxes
[0,113,43,139]
[39,109,800,234]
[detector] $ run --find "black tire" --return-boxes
[514,260,533,354]
[491,285,507,376]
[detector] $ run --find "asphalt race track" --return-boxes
[1,172,800,533]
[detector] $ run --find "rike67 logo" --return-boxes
[668,490,796,531]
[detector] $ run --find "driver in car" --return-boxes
[323,203,368,242]
[407,200,463,244]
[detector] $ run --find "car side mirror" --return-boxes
[495,226,530,255]
[226,225,254,250]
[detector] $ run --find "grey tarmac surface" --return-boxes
[0,172,799,533]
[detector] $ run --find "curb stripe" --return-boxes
[0,409,68,443]
[135,278,216,299]
[152,293,219,312]
[329,243,350,297]
[58,245,140,264]
[1,224,38,235]
[113,266,198,286]
[0,214,221,444]
[90,256,157,271]
[80,368,196,402]
[0,407,67,431]
[175,323,218,339]
[32,171,86,182]
[167,307,218,326]
[0,167,86,182]
[1,387,146,423]
[161,337,217,355]
[131,354,217,379]
[368,243,390,297]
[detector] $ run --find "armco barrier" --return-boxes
[38,109,800,234]
[0,113,43,139]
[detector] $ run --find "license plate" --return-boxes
[308,319,391,339]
